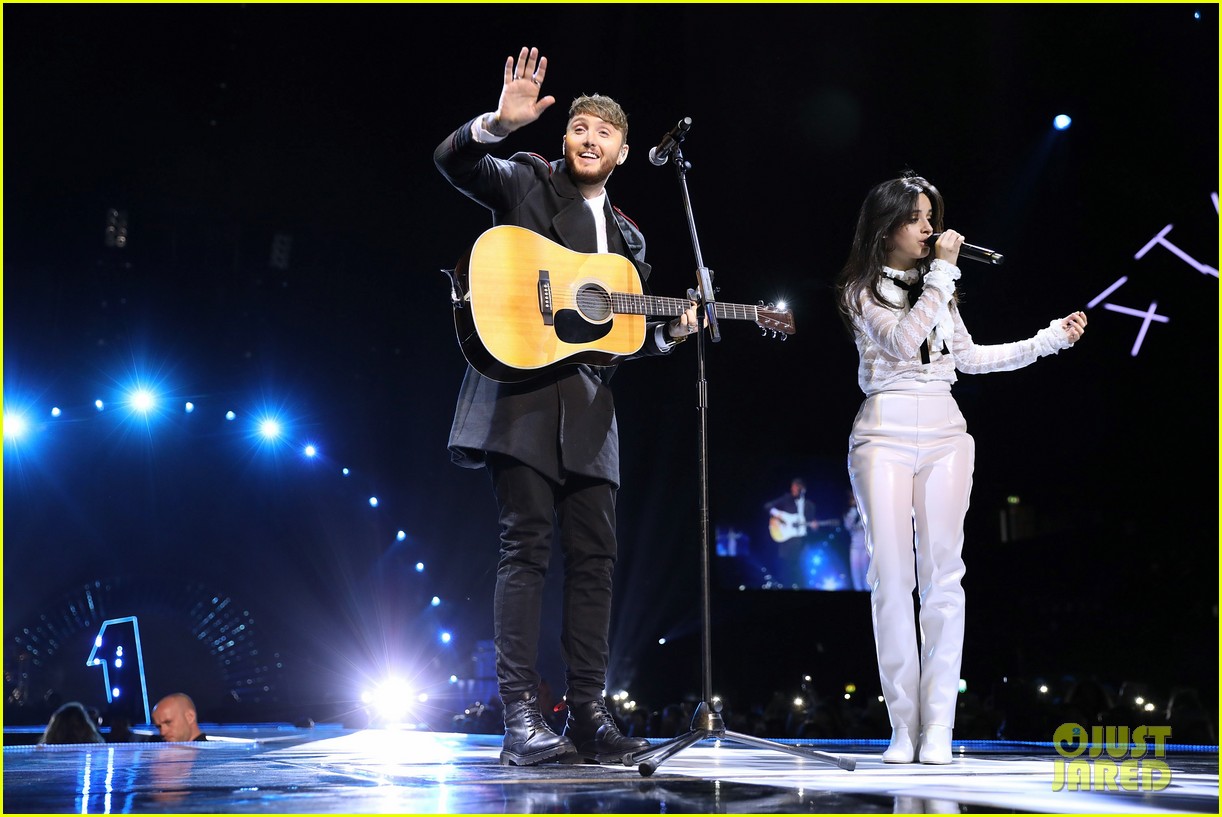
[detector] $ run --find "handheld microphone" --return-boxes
[925,233,1005,265]
[647,117,692,166]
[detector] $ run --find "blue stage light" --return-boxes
[259,418,282,440]
[3,412,30,440]
[342,467,350,476]
[369,496,379,507]
[114,658,123,668]
[430,596,441,607]
[396,530,406,541]
[129,388,155,413]
[1053,114,1072,130]
[303,444,317,457]
[185,401,195,413]
[112,687,121,698]
[225,410,236,421]
[95,399,105,411]
[51,407,62,417]
[415,562,424,573]
[439,631,452,644]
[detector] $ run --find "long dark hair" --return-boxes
[835,172,950,335]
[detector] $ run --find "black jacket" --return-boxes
[434,117,671,486]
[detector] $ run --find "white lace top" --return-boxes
[851,259,1073,396]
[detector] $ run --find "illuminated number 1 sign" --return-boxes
[85,616,152,725]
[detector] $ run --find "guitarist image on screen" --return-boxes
[434,46,700,767]
[764,478,824,587]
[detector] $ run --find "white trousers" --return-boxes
[848,383,974,734]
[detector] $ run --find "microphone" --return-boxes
[925,233,1005,265]
[647,117,692,166]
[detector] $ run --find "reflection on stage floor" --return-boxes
[4,726,1218,814]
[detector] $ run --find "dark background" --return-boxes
[3,4,1217,735]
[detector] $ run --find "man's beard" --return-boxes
[566,152,614,186]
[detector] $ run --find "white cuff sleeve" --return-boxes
[471,113,507,145]
[1035,320,1072,355]
[923,259,961,299]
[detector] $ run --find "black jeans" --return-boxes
[487,454,617,707]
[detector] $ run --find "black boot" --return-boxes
[564,698,650,765]
[500,692,576,766]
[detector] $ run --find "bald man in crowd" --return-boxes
[152,693,207,742]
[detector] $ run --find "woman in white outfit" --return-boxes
[835,173,1087,764]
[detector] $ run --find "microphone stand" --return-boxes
[626,139,855,777]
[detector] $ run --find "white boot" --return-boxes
[919,724,953,764]
[882,726,917,763]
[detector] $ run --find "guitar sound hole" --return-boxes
[575,284,612,322]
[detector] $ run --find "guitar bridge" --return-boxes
[537,270,554,326]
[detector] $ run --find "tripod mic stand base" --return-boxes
[628,727,857,777]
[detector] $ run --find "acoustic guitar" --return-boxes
[769,511,842,543]
[445,226,795,383]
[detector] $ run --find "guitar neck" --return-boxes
[612,293,761,322]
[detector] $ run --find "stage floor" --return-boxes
[4,726,1218,814]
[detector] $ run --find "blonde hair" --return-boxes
[568,94,628,139]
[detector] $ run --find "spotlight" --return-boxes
[3,413,29,440]
[129,388,155,413]
[430,596,441,607]
[1053,114,1072,131]
[396,530,407,541]
[225,411,236,421]
[303,444,317,457]
[112,687,121,698]
[185,401,195,413]
[342,467,350,476]
[415,562,424,573]
[658,637,667,645]
[365,678,414,722]
[51,407,62,418]
[95,399,105,411]
[114,658,124,669]
[368,496,379,507]
[259,418,282,440]
[439,631,452,644]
